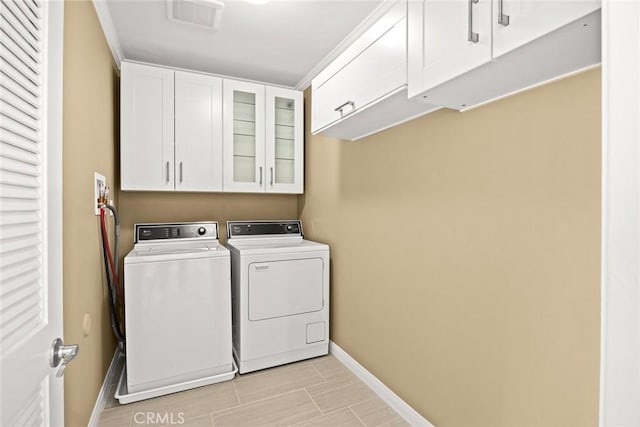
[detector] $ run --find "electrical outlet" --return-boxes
[94,172,106,215]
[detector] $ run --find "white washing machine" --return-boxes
[225,220,330,374]
[119,222,235,403]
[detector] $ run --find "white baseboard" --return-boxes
[329,341,434,427]
[88,349,122,427]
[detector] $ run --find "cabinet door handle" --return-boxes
[334,100,355,115]
[468,0,480,43]
[166,161,170,183]
[498,0,510,26]
[259,166,263,186]
[179,161,183,183]
[270,167,274,186]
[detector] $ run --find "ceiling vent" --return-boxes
[166,0,225,31]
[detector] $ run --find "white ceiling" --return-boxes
[103,0,383,88]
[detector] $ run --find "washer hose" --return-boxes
[99,205,125,352]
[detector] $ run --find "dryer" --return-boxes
[225,220,330,373]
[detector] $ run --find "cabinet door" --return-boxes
[407,0,491,98]
[121,62,174,190]
[492,0,600,59]
[312,2,406,134]
[265,87,303,194]
[175,71,223,191]
[222,80,266,192]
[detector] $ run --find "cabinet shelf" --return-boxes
[233,118,256,124]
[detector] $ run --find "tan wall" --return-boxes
[117,193,298,257]
[62,1,119,425]
[299,69,601,426]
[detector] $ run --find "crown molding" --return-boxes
[92,0,123,69]
[294,0,398,91]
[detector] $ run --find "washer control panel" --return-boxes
[135,222,218,243]
[227,221,302,238]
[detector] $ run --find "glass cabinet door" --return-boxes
[223,80,265,192]
[266,87,303,193]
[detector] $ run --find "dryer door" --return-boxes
[248,258,324,321]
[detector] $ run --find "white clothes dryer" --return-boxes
[119,222,235,403]
[225,220,330,374]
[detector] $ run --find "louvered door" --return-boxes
[0,1,64,425]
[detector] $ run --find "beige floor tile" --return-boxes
[132,380,239,421]
[213,390,321,427]
[350,398,410,427]
[159,414,213,427]
[98,406,133,427]
[311,355,353,382]
[99,357,406,427]
[307,378,375,414]
[306,377,356,397]
[298,408,364,427]
[234,363,324,404]
[232,358,316,382]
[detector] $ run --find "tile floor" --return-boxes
[98,355,409,427]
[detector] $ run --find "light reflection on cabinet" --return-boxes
[223,80,266,193]
[232,91,258,183]
[266,87,303,193]
[274,97,295,184]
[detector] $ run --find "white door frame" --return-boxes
[46,0,65,423]
[599,1,640,425]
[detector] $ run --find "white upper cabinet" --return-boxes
[407,0,601,109]
[121,62,304,194]
[121,62,174,191]
[412,0,492,96]
[222,81,304,194]
[492,0,600,58]
[222,80,266,193]
[174,71,223,192]
[311,1,438,141]
[312,2,406,134]
[266,87,303,194]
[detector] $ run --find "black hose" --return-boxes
[100,208,126,351]
[100,223,125,346]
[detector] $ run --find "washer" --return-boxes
[121,222,235,401]
[225,220,330,374]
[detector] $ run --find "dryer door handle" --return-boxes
[253,264,270,271]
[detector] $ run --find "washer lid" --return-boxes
[125,240,229,264]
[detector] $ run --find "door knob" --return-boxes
[49,338,79,378]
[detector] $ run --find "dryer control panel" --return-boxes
[135,222,218,243]
[227,221,302,238]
